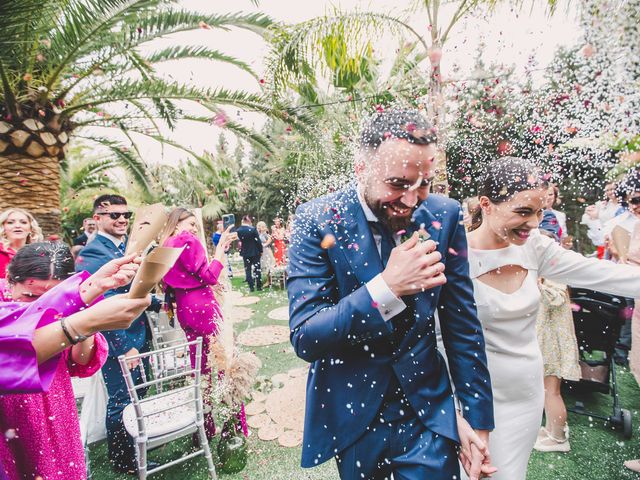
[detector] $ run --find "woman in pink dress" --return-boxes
[0,241,142,480]
[0,208,43,278]
[161,208,236,372]
[161,208,237,437]
[271,217,287,266]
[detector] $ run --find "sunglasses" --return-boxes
[97,212,133,220]
[629,197,640,206]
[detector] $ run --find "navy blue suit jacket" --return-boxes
[75,234,149,357]
[235,225,263,258]
[287,186,494,467]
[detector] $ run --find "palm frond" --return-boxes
[45,0,159,91]
[118,9,273,47]
[63,157,119,191]
[63,79,316,136]
[267,12,429,94]
[145,46,257,79]
[75,134,153,197]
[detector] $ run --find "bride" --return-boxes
[463,156,640,479]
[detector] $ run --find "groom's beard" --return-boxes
[364,194,418,233]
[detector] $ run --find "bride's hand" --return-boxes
[456,412,497,479]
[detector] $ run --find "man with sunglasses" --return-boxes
[76,194,159,475]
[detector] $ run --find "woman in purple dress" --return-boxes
[161,209,237,438]
[161,208,236,373]
[0,242,147,480]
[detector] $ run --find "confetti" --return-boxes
[320,234,336,249]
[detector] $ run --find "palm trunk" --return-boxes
[0,154,61,235]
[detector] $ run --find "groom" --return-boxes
[287,109,495,479]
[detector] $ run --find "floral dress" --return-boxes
[535,279,581,381]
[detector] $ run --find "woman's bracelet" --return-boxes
[60,317,90,345]
[60,317,78,345]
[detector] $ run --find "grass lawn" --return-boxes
[88,275,640,479]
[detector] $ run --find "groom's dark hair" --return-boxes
[359,109,437,149]
[93,194,127,213]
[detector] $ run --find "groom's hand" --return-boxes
[381,232,446,297]
[456,412,497,479]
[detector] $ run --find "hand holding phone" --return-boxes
[222,214,235,230]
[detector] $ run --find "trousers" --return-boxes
[335,410,459,480]
[242,254,262,291]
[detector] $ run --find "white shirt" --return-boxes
[581,201,621,246]
[97,231,125,249]
[356,187,407,321]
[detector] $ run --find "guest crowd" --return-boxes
[0,196,291,479]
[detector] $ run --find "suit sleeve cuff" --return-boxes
[366,274,406,321]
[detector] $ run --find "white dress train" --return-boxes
[463,229,640,480]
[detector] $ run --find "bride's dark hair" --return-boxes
[469,156,544,232]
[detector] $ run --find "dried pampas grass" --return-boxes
[220,351,261,406]
[208,334,261,408]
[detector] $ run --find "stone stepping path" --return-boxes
[232,296,260,306]
[245,368,307,448]
[267,306,289,321]
[227,306,254,323]
[237,325,290,347]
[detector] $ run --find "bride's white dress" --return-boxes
[465,230,640,480]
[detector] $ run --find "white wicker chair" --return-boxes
[118,338,216,479]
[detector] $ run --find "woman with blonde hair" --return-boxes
[0,208,43,278]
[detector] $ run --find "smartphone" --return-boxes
[222,214,235,230]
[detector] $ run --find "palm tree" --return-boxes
[266,0,560,187]
[0,0,313,234]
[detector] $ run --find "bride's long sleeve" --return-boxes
[533,230,640,298]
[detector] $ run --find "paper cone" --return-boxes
[612,225,631,261]
[128,246,184,299]
[125,203,168,256]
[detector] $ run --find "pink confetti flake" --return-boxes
[371,301,379,308]
[570,303,582,312]
[431,221,442,230]
[212,113,227,127]
[621,306,634,320]
[448,248,458,256]
[396,229,407,236]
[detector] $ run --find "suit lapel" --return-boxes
[96,234,123,258]
[330,187,382,285]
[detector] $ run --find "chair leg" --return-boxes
[85,442,92,480]
[136,437,147,480]
[198,423,217,480]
